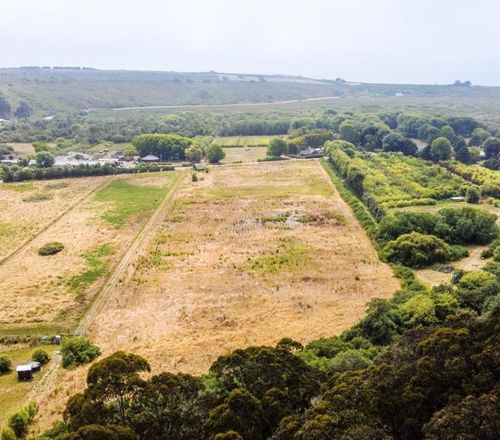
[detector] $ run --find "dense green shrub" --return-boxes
[0,428,16,440]
[381,232,455,268]
[38,242,64,256]
[61,337,101,368]
[325,141,365,196]
[0,355,12,374]
[465,186,480,203]
[455,270,499,311]
[1,163,173,183]
[207,144,225,163]
[378,208,497,245]
[267,138,289,158]
[8,401,38,438]
[321,160,378,237]
[32,349,50,365]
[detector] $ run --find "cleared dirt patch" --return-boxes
[88,160,398,374]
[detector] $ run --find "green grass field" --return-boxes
[215,135,282,147]
[0,344,58,429]
[94,173,177,228]
[222,146,267,163]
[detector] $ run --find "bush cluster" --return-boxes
[38,242,65,256]
[61,337,101,369]
[381,232,466,268]
[8,401,38,438]
[1,163,174,183]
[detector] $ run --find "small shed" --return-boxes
[194,163,207,171]
[140,154,160,162]
[29,361,42,372]
[16,364,33,380]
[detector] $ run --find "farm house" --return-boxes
[140,154,160,162]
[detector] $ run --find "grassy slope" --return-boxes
[2,68,500,118]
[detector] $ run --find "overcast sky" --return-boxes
[1,0,499,85]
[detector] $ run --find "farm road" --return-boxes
[73,171,187,336]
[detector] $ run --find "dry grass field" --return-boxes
[0,172,178,336]
[32,160,400,431]
[222,146,267,163]
[90,160,398,373]
[0,177,111,261]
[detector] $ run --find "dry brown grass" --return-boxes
[0,177,111,260]
[34,160,399,431]
[0,172,177,331]
[91,160,398,372]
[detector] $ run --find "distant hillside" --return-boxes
[0,67,499,115]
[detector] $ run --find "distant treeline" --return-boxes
[0,163,173,183]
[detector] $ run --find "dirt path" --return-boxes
[0,176,114,266]
[110,96,338,111]
[26,352,62,403]
[73,171,187,335]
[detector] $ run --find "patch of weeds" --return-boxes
[3,183,36,192]
[169,213,185,223]
[298,210,345,225]
[137,247,172,271]
[44,182,69,190]
[262,212,290,223]
[245,237,312,274]
[68,244,115,294]
[23,192,53,202]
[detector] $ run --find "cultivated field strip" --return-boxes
[0,176,114,266]
[73,171,187,336]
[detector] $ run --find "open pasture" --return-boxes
[86,160,398,376]
[221,146,267,163]
[215,135,280,147]
[0,171,179,336]
[0,176,111,261]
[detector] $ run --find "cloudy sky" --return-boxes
[1,0,499,85]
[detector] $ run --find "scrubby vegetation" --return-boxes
[36,266,500,439]
[61,337,101,369]
[31,349,50,365]
[38,242,64,256]
[381,232,467,268]
[7,401,38,438]
[0,356,12,374]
